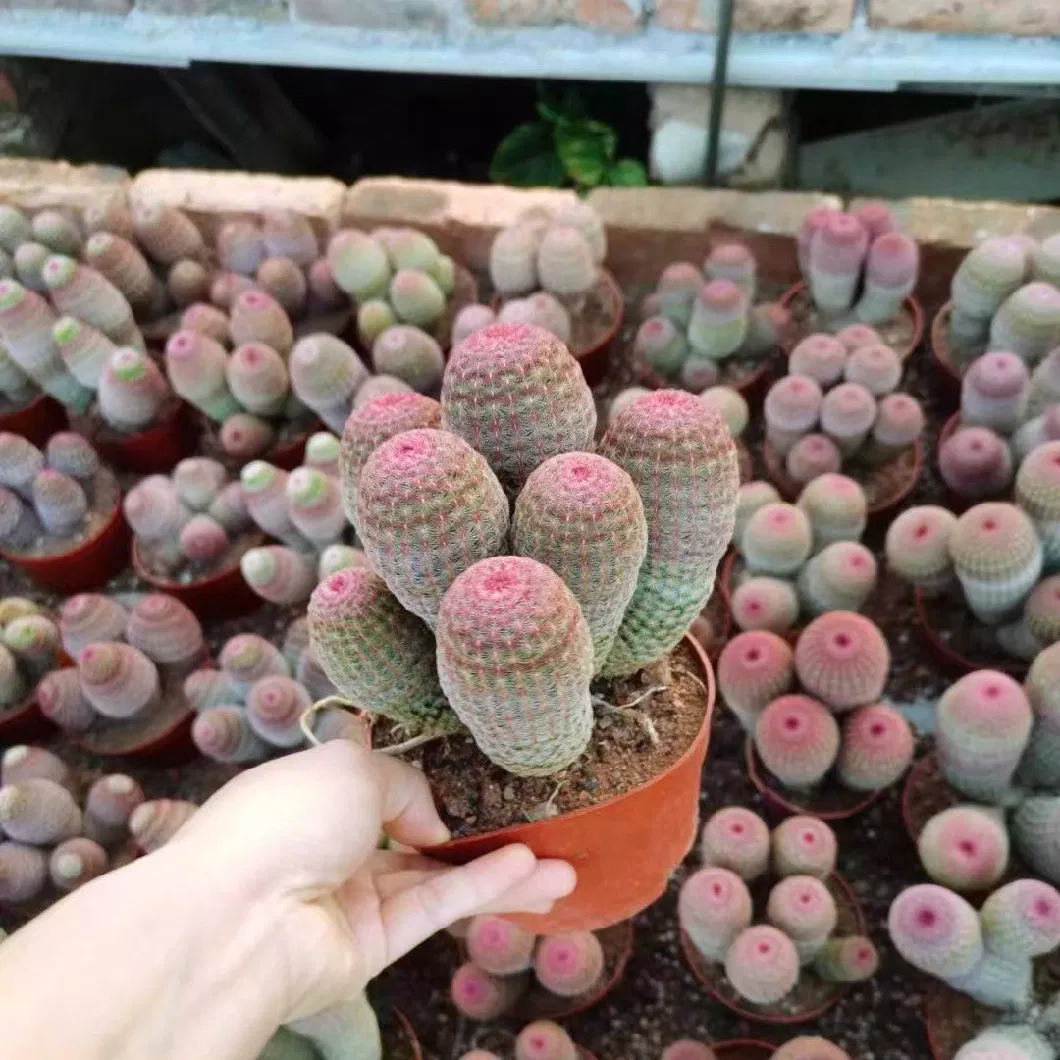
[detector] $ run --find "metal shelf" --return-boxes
[1,8,1059,91]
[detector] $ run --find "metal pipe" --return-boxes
[704,0,736,186]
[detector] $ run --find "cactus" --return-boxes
[725,925,801,1005]
[740,502,813,577]
[168,259,210,308]
[797,542,877,617]
[466,915,535,976]
[308,568,454,732]
[1027,349,1060,419]
[704,243,756,299]
[165,330,240,423]
[260,210,318,266]
[537,226,597,297]
[767,874,837,963]
[820,383,877,456]
[173,457,226,513]
[45,432,100,483]
[734,482,780,545]
[790,335,847,387]
[512,452,647,672]
[371,325,445,393]
[0,745,70,790]
[49,837,109,892]
[962,352,1030,434]
[437,557,593,777]
[844,342,902,397]
[490,224,539,296]
[678,867,753,962]
[98,348,169,433]
[52,316,116,390]
[0,841,47,903]
[241,462,309,549]
[812,938,879,985]
[937,670,1033,802]
[0,777,81,844]
[797,475,868,551]
[184,668,240,713]
[1015,441,1060,568]
[182,302,230,344]
[889,883,984,979]
[990,283,1060,365]
[230,290,293,357]
[634,315,687,377]
[772,815,837,879]
[808,213,869,315]
[256,257,307,316]
[79,643,161,720]
[286,468,345,547]
[353,374,414,409]
[123,475,190,545]
[0,345,35,404]
[388,270,446,329]
[836,703,913,791]
[84,773,145,846]
[950,239,1029,347]
[499,292,573,345]
[700,807,770,881]
[13,241,50,293]
[885,506,957,594]
[918,806,1010,892]
[327,230,391,300]
[954,1027,1052,1060]
[701,387,749,441]
[533,931,605,997]
[244,676,310,749]
[855,232,920,326]
[866,392,925,465]
[129,799,197,853]
[220,415,276,462]
[36,668,94,733]
[941,427,1015,500]
[680,357,720,393]
[835,324,881,353]
[0,432,44,496]
[216,219,266,275]
[41,255,136,345]
[655,262,702,328]
[687,280,749,361]
[0,487,40,549]
[133,204,204,265]
[717,630,795,731]
[451,304,496,347]
[289,334,369,434]
[794,612,889,712]
[4,614,60,670]
[662,1044,717,1060]
[125,594,203,670]
[81,231,156,309]
[1022,642,1060,788]
[731,577,800,635]
[32,210,83,256]
[1011,797,1060,885]
[764,376,823,456]
[33,469,87,536]
[854,200,896,240]
[442,322,596,494]
[0,204,30,251]
[515,1021,578,1060]
[980,879,1060,960]
[754,694,840,788]
[0,646,24,708]
[219,633,290,698]
[949,504,1042,623]
[224,343,289,418]
[356,429,509,629]
[450,962,525,1021]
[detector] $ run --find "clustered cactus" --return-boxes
[718,613,913,798]
[886,470,1060,660]
[728,477,875,635]
[796,202,920,328]
[764,333,925,490]
[0,432,115,555]
[946,233,1060,367]
[662,1039,851,1060]
[0,597,60,716]
[607,384,749,446]
[680,806,878,1008]
[635,244,790,391]
[308,321,740,777]
[450,914,611,1020]
[456,1021,588,1060]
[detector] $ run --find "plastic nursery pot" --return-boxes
[86,400,199,475]
[929,302,964,400]
[761,436,923,521]
[425,634,716,935]
[0,488,130,595]
[913,587,1029,681]
[0,691,52,746]
[131,533,266,622]
[778,281,925,362]
[634,352,777,409]
[924,980,991,1060]
[744,737,884,823]
[681,873,866,1025]
[713,1041,776,1060]
[0,394,67,447]
[388,1008,423,1060]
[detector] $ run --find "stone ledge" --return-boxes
[868,0,1060,35]
[654,0,854,34]
[129,169,346,242]
[0,158,129,211]
[466,0,645,32]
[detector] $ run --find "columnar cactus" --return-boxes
[741,502,813,577]
[678,867,753,962]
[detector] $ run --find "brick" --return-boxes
[869,0,1059,35]
[588,186,840,287]
[291,0,448,28]
[134,0,286,14]
[0,158,129,213]
[466,0,644,31]
[655,0,853,33]
[343,177,578,273]
[130,169,346,245]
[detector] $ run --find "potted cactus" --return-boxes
[931,233,1060,392]
[487,203,622,387]
[0,431,129,592]
[634,245,790,403]
[721,479,876,638]
[760,333,925,516]
[307,321,739,932]
[39,590,206,760]
[782,202,923,359]
[661,1041,779,1060]
[678,806,876,1023]
[449,915,633,1023]
[456,1022,596,1060]
[0,599,63,742]
[718,612,913,820]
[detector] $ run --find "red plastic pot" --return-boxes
[426,634,716,934]
[778,281,925,362]
[635,348,776,407]
[0,394,67,447]
[929,302,964,399]
[1,490,130,594]
[682,873,866,1025]
[0,692,52,745]
[268,431,313,471]
[88,401,199,475]
[131,533,265,621]
[744,736,884,823]
[714,1041,776,1060]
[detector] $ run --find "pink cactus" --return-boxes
[32,468,87,536]
[515,1020,579,1060]
[466,915,536,976]
[179,514,230,564]
[771,815,837,879]
[241,462,309,548]
[0,777,81,845]
[633,315,686,378]
[939,426,1014,500]
[687,280,749,362]
[45,432,100,483]
[241,547,317,607]
[289,334,370,433]
[767,874,838,960]
[724,925,800,1005]
[129,799,197,853]
[754,695,840,788]
[537,225,597,297]
[789,335,847,387]
[58,592,128,668]
[820,382,877,456]
[773,1039,851,1060]
[229,290,294,356]
[165,330,239,424]
[79,643,160,720]
[855,232,919,326]
[0,841,47,903]
[764,376,823,456]
[869,393,925,463]
[786,433,843,487]
[961,352,1030,434]
[679,866,753,962]
[286,468,345,547]
[885,505,958,594]
[219,633,290,697]
[0,745,71,790]
[844,343,902,397]
[797,541,877,617]
[812,937,879,985]
[256,256,307,315]
[133,204,205,266]
[705,243,756,298]
[836,703,914,791]
[740,502,812,577]
[655,262,704,327]
[192,707,271,766]
[700,807,770,881]
[835,323,881,353]
[450,962,525,1021]
[49,837,109,892]
[888,884,983,979]
[808,213,870,315]
[854,201,896,240]
[797,205,841,277]
[226,343,290,418]
[125,593,204,670]
[917,806,1010,892]
[533,931,605,997]
[36,668,94,733]
[717,630,795,731]
[731,577,800,635]
[980,879,1060,959]
[795,612,890,712]
[245,675,310,749]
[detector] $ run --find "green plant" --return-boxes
[490,86,647,192]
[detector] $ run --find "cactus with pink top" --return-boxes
[700,807,770,881]
[717,630,795,731]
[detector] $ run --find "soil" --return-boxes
[784,285,921,362]
[198,407,321,470]
[134,529,263,586]
[930,303,981,379]
[681,874,864,1022]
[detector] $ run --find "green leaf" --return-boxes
[536,84,588,125]
[606,158,648,187]
[555,119,617,189]
[489,122,565,187]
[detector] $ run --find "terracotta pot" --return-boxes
[929,302,964,400]
[745,736,884,823]
[88,401,199,475]
[426,634,716,934]
[682,873,866,1024]
[924,981,986,1060]
[131,533,265,621]
[0,394,67,447]
[913,587,1028,680]
[778,281,925,362]
[713,1041,776,1060]
[2,489,130,594]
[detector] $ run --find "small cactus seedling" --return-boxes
[724,925,801,1005]
[740,502,813,577]
[717,630,795,731]
[790,334,847,387]
[731,576,800,635]
[797,474,868,549]
[772,816,837,879]
[767,874,838,963]
[700,806,770,881]
[812,938,879,986]
[754,695,840,788]
[679,867,753,962]
[918,806,1010,892]
[885,505,958,595]
[962,352,1031,435]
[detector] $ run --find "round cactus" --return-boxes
[219,633,290,698]
[764,375,823,456]
[962,352,1030,434]
[772,815,837,879]
[754,694,840,788]
[490,224,539,296]
[83,773,144,847]
[1015,440,1060,568]
[717,630,795,731]
[980,878,1060,959]
[885,505,958,594]
[731,576,800,635]
[533,931,605,997]
[655,262,704,327]
[634,315,686,377]
[917,806,1010,892]
[498,292,573,346]
[389,270,446,328]
[678,866,753,962]
[0,777,81,845]
[836,703,913,791]
[795,612,890,712]
[225,343,289,417]
[888,883,983,979]
[820,382,877,456]
[687,280,749,362]
[724,925,800,1005]
[125,593,204,669]
[767,874,837,961]
[812,937,879,985]
[1011,796,1060,886]
[786,434,843,488]
[939,427,1014,500]
[192,707,269,766]
[49,837,109,893]
[789,334,847,387]
[241,547,317,608]
[797,541,877,617]
[844,342,902,396]
[450,962,524,1021]
[465,915,535,976]
[45,432,100,483]
[515,1020,578,1060]
[869,393,925,463]
[289,334,369,434]
[740,502,812,577]
[36,669,93,733]
[700,807,770,881]
[371,325,445,393]
[700,386,749,439]
[537,225,596,297]
[735,481,781,544]
[437,557,594,777]
[450,303,496,348]
[245,676,311,749]
[286,468,345,548]
[79,642,161,721]
[0,841,47,903]
[229,290,293,356]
